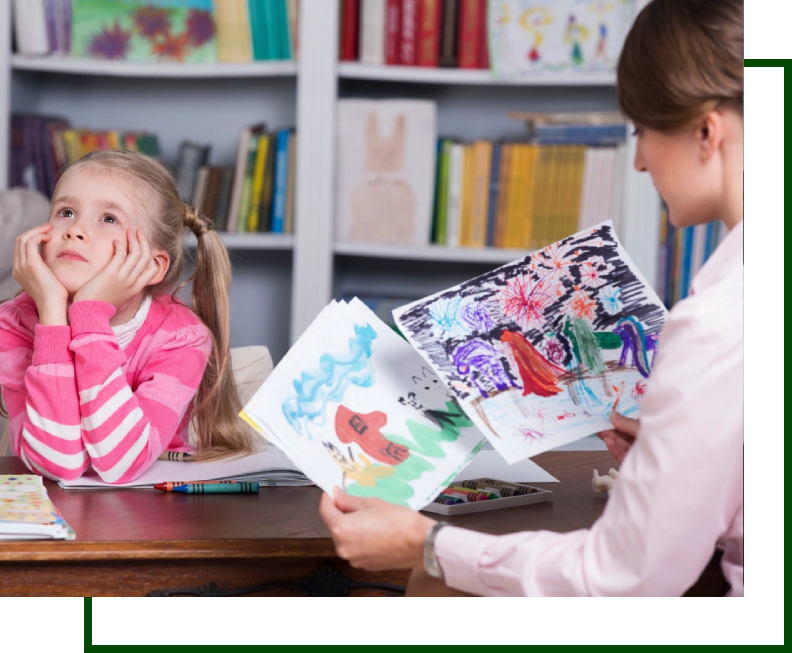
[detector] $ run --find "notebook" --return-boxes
[0,475,75,540]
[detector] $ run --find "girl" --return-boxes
[319,0,744,596]
[0,150,257,483]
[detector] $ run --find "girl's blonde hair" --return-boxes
[617,0,743,132]
[45,149,257,460]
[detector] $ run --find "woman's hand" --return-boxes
[597,411,640,464]
[73,229,159,311]
[12,224,69,324]
[319,488,436,572]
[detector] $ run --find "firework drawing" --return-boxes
[394,221,669,463]
[72,1,217,63]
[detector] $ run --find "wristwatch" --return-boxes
[423,521,450,580]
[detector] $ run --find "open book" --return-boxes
[242,221,667,509]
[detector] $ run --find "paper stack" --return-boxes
[0,474,75,540]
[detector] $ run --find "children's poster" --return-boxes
[394,221,668,464]
[488,0,636,79]
[72,0,218,62]
[241,299,486,511]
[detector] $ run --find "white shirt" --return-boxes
[111,294,152,350]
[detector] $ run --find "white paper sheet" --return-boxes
[451,450,558,484]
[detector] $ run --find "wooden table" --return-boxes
[0,452,727,596]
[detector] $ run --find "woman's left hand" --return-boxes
[319,488,436,571]
[73,229,159,311]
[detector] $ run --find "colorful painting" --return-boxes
[488,0,635,79]
[241,299,486,510]
[394,221,668,464]
[72,0,217,63]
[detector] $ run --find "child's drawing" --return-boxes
[394,221,668,464]
[241,299,486,510]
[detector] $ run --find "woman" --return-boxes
[319,0,743,597]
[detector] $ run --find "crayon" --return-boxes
[434,495,464,506]
[445,489,490,502]
[154,480,240,492]
[476,479,536,496]
[155,482,260,494]
[446,485,500,500]
[157,451,193,462]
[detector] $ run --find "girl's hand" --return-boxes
[597,411,640,464]
[73,229,159,311]
[13,224,69,321]
[319,488,436,572]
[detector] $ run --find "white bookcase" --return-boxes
[0,0,660,362]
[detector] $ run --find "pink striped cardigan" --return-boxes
[0,292,211,484]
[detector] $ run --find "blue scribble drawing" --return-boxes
[598,286,624,315]
[452,339,520,398]
[429,297,471,338]
[462,303,495,333]
[283,324,377,437]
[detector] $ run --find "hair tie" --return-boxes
[184,206,208,237]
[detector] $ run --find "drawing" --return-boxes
[394,221,668,464]
[335,406,409,465]
[631,380,647,402]
[518,6,553,63]
[323,443,395,489]
[564,14,590,66]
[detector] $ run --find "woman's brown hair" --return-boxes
[6,150,258,460]
[617,0,743,132]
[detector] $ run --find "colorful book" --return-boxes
[434,139,452,244]
[417,0,442,67]
[360,0,386,65]
[270,129,290,233]
[485,141,502,247]
[340,0,360,60]
[238,133,262,232]
[400,0,419,65]
[385,0,402,64]
[248,133,271,232]
[0,475,75,540]
[439,0,459,67]
[71,0,217,62]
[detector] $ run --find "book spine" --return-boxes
[287,0,298,60]
[43,0,57,52]
[430,139,443,243]
[263,0,279,60]
[249,0,264,61]
[493,144,511,248]
[446,143,464,247]
[284,131,297,233]
[278,0,292,59]
[458,144,474,246]
[385,0,402,64]
[438,0,459,67]
[400,0,419,65]
[215,168,235,232]
[248,134,270,231]
[238,134,260,232]
[477,0,488,68]
[470,141,492,247]
[238,0,254,61]
[13,0,49,55]
[522,145,538,248]
[417,0,441,66]
[360,0,386,65]
[457,0,480,69]
[485,142,501,247]
[270,130,290,233]
[435,140,451,244]
[340,0,360,60]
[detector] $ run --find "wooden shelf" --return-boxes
[11,55,297,78]
[337,62,617,86]
[187,233,294,250]
[334,241,532,264]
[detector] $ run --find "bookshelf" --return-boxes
[1,0,661,361]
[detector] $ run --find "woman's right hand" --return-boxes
[13,224,69,321]
[597,411,640,464]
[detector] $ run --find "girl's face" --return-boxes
[41,166,154,295]
[633,115,725,229]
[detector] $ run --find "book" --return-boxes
[248,133,271,232]
[485,141,502,247]
[228,123,265,233]
[238,133,261,232]
[215,0,252,62]
[493,144,511,248]
[439,0,459,67]
[400,0,420,65]
[340,0,360,60]
[71,0,218,62]
[286,0,299,60]
[417,0,442,67]
[214,167,235,231]
[270,129,290,233]
[12,0,49,55]
[174,141,211,204]
[284,131,297,233]
[385,0,402,64]
[445,142,464,247]
[249,0,271,61]
[0,475,75,540]
[458,144,474,246]
[469,140,492,247]
[360,0,386,65]
[336,99,437,245]
[257,132,277,232]
[457,0,482,69]
[433,139,452,244]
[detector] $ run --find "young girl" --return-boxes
[0,150,257,483]
[319,0,744,596]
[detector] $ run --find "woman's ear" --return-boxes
[698,110,725,162]
[147,250,170,287]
